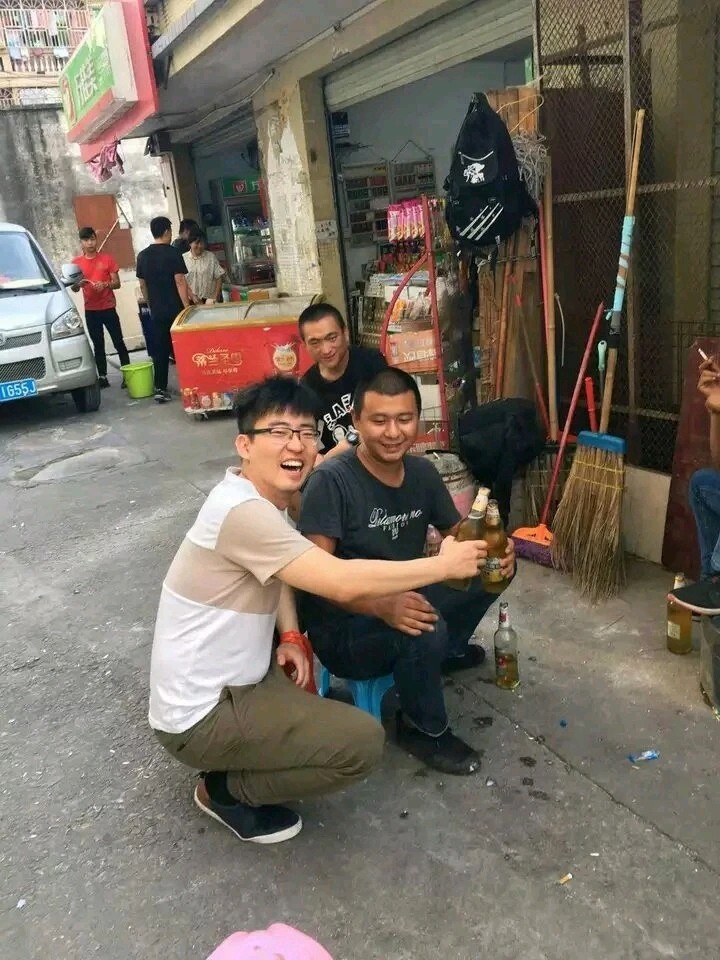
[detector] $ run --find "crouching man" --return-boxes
[298,368,516,777]
[148,375,487,844]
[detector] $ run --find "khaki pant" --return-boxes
[155,664,385,806]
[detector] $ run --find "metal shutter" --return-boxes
[324,0,532,111]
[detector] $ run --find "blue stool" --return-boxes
[318,666,394,721]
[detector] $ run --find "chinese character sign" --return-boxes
[61,7,115,129]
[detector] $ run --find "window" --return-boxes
[0,231,56,291]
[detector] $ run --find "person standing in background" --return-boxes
[72,227,129,389]
[172,219,200,255]
[299,302,387,462]
[136,217,191,404]
[183,228,225,304]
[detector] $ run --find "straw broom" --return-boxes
[551,109,645,602]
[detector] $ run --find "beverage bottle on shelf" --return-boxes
[666,573,693,655]
[480,499,511,595]
[445,487,490,590]
[494,601,520,689]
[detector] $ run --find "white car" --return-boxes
[0,222,100,413]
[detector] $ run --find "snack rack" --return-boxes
[379,194,451,452]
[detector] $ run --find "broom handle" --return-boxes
[543,160,559,441]
[541,301,605,524]
[600,108,645,433]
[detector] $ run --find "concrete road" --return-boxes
[1,384,719,960]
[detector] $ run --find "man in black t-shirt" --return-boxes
[300,302,387,459]
[136,216,191,402]
[299,367,516,776]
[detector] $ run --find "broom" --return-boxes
[551,108,645,601]
[513,301,604,565]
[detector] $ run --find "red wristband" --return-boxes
[278,631,317,694]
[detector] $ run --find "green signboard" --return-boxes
[60,10,114,130]
[221,177,261,199]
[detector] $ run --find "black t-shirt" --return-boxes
[301,345,387,452]
[136,243,188,323]
[298,449,461,629]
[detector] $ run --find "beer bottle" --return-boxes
[666,573,692,655]
[494,601,520,689]
[445,487,490,590]
[480,499,511,595]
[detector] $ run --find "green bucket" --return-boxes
[120,360,155,399]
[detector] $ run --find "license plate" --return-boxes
[0,378,38,403]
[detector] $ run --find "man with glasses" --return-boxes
[149,375,487,844]
[300,302,387,459]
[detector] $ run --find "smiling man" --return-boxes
[300,302,387,459]
[298,367,516,776]
[149,375,489,844]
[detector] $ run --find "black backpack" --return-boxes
[457,399,545,527]
[444,93,536,253]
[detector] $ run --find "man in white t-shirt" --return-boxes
[149,375,487,844]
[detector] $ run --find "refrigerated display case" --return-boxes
[171,298,314,417]
[209,176,276,289]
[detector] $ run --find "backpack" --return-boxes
[457,399,545,527]
[444,93,536,253]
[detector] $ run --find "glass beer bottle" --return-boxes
[481,499,511,595]
[667,573,692,655]
[445,487,490,590]
[494,601,520,689]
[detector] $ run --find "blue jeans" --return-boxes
[689,469,720,577]
[305,579,499,737]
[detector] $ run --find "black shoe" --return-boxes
[193,780,302,844]
[395,712,481,775]
[98,376,110,389]
[670,577,720,615]
[442,644,486,675]
[154,388,171,404]
[121,380,127,390]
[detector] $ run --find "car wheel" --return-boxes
[71,381,102,413]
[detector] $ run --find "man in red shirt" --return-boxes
[73,227,130,388]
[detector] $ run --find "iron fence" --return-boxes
[537,0,720,472]
[0,0,91,76]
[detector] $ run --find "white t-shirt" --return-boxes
[183,249,224,301]
[148,470,313,734]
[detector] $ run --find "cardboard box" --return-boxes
[387,329,436,372]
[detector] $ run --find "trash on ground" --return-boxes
[628,750,659,764]
[485,777,496,787]
[399,810,409,819]
[16,899,26,909]
[472,715,494,728]
[522,777,534,786]
[558,873,573,885]
[519,756,537,767]
[559,719,568,727]
[590,852,599,857]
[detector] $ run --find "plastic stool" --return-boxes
[318,666,394,721]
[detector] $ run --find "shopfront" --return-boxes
[183,111,277,296]
[323,0,533,302]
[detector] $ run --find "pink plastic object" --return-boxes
[206,924,334,960]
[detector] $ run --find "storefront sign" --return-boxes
[61,3,137,144]
[61,0,159,163]
[221,177,261,198]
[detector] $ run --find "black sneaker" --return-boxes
[193,780,302,844]
[669,577,720,615]
[395,712,481,775]
[98,376,110,389]
[442,644,486,675]
[154,388,171,404]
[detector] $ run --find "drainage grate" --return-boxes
[0,357,46,383]
[0,331,42,351]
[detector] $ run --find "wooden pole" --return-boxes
[543,160,559,441]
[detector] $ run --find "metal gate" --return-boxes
[536,0,720,471]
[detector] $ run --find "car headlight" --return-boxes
[50,308,84,341]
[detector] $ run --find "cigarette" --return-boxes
[558,873,573,885]
[699,347,709,360]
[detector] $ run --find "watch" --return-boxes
[345,427,360,447]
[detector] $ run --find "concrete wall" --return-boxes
[0,106,167,350]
